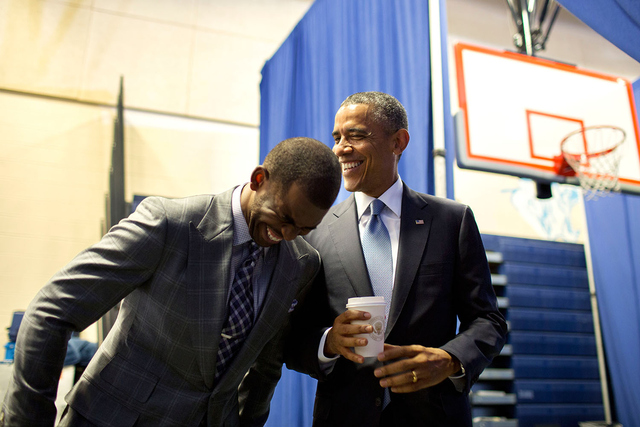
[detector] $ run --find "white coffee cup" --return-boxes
[346,296,386,357]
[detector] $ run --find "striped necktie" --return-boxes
[215,240,261,381]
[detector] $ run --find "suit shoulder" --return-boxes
[281,238,322,283]
[137,194,215,211]
[304,197,353,246]
[134,193,226,224]
[410,189,470,213]
[287,237,321,263]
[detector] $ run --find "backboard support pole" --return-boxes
[535,181,552,198]
[506,0,562,55]
[429,0,447,198]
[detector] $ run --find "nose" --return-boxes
[281,224,300,241]
[333,137,352,156]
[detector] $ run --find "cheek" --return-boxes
[253,208,281,230]
[362,154,375,175]
[248,204,266,227]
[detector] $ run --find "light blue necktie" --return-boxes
[362,199,394,409]
[361,199,393,323]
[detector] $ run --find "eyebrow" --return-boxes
[332,127,369,137]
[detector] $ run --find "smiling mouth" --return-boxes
[267,226,283,243]
[342,161,363,172]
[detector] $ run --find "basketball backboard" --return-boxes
[453,43,640,196]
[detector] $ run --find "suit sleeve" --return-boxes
[440,206,508,393]
[1,198,169,426]
[281,264,335,381]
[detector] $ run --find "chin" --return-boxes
[344,183,361,193]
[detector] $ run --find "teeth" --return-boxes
[342,161,362,171]
[267,227,282,242]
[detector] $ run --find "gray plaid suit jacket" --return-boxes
[1,187,320,427]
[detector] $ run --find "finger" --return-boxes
[330,331,369,350]
[378,370,421,392]
[377,344,421,362]
[325,329,369,362]
[389,368,426,393]
[336,309,371,324]
[334,322,373,337]
[373,357,414,378]
[376,344,398,362]
[389,379,423,393]
[341,347,366,364]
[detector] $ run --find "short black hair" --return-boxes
[341,91,408,134]
[264,137,341,209]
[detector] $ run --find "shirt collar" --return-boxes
[355,177,404,221]
[232,184,252,246]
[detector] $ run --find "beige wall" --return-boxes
[0,0,313,337]
[0,0,313,124]
[0,93,112,331]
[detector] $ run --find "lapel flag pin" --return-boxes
[415,219,424,225]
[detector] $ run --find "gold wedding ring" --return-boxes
[411,370,418,383]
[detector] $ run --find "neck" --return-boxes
[240,183,253,226]
[363,175,398,198]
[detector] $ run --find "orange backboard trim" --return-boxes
[454,42,640,187]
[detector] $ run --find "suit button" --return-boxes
[375,397,382,407]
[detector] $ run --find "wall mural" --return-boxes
[505,180,582,242]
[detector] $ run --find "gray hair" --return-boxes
[341,91,408,134]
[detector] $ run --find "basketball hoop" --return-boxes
[553,125,626,200]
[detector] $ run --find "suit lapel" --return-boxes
[328,195,373,296]
[187,188,235,389]
[215,241,308,390]
[387,185,432,335]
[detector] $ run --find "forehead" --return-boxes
[273,182,326,228]
[334,104,372,129]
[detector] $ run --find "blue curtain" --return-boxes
[260,0,455,201]
[584,194,640,427]
[557,1,640,425]
[558,0,640,64]
[260,0,454,425]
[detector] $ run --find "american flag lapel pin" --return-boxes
[415,219,424,225]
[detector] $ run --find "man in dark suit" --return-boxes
[286,92,508,426]
[1,137,342,427]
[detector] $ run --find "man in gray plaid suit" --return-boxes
[1,137,342,427]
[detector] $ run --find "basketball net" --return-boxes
[554,125,626,200]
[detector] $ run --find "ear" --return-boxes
[250,166,269,191]
[393,129,409,156]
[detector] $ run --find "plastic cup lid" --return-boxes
[346,296,385,307]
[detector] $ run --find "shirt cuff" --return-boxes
[448,362,466,393]
[318,327,339,374]
[449,361,466,379]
